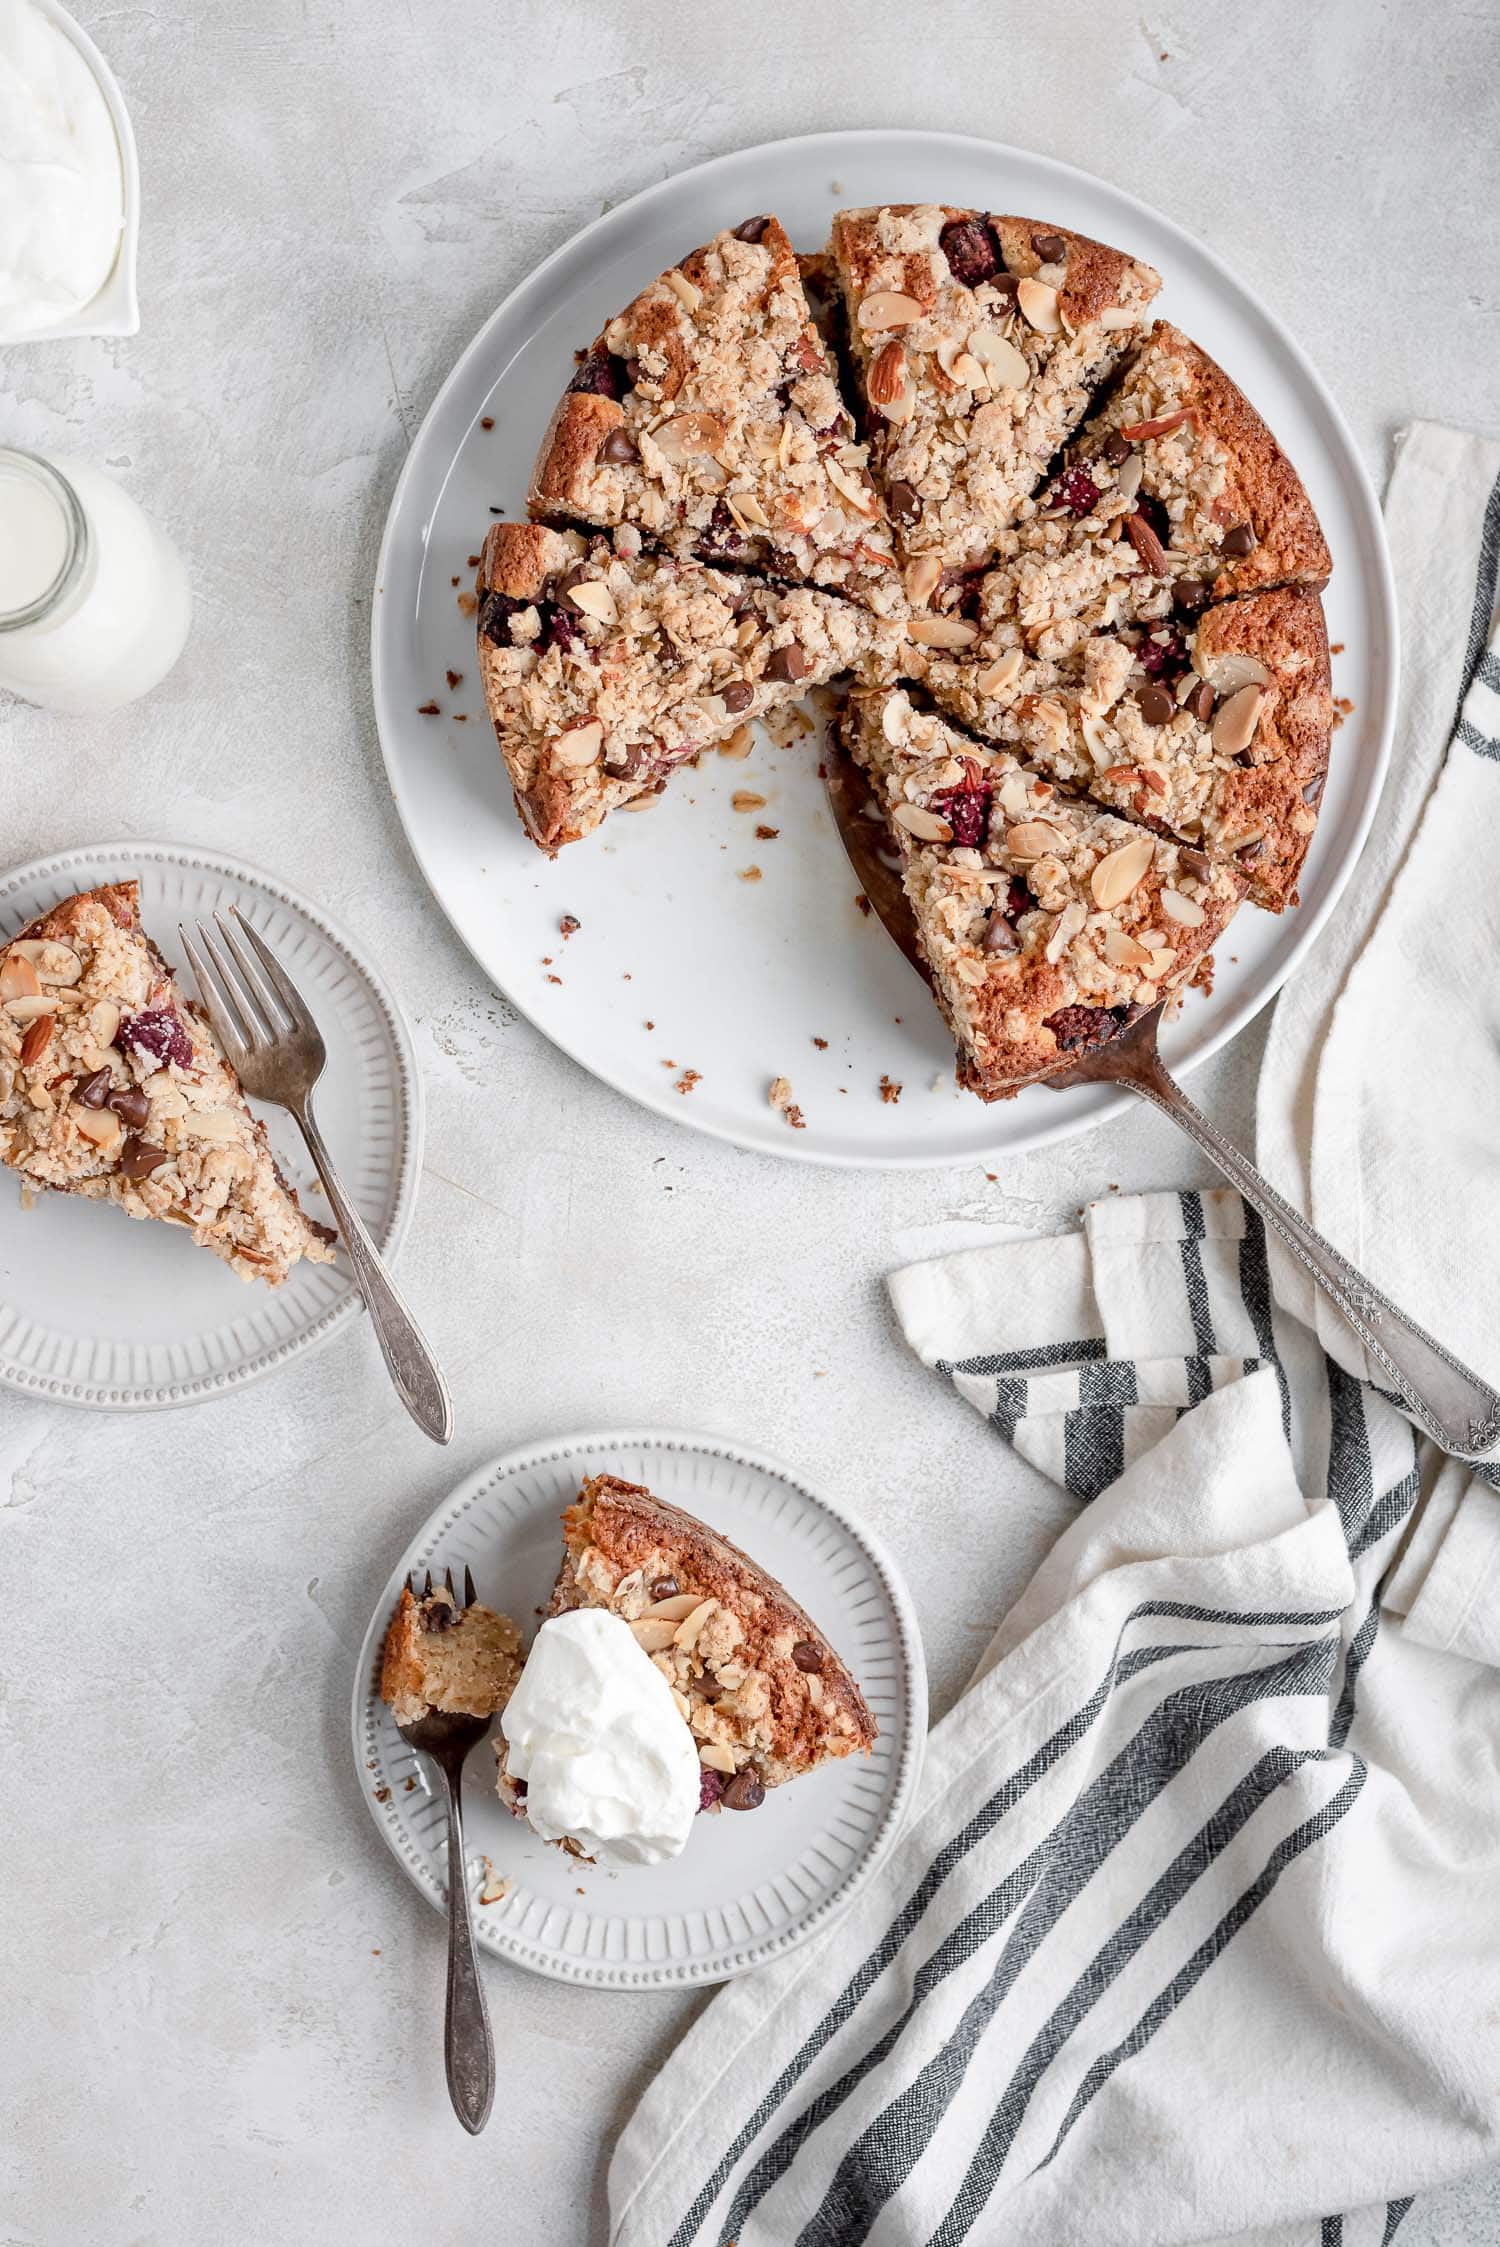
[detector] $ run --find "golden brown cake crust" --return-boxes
[1193,586,1333,907]
[528,390,622,513]
[551,1473,877,1787]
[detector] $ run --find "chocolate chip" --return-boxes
[983,911,1020,954]
[108,1085,150,1131]
[478,589,528,646]
[1180,848,1214,882]
[555,564,591,608]
[1302,775,1326,805]
[424,1600,457,1633]
[886,480,921,526]
[721,681,753,714]
[732,215,770,243]
[649,1575,680,1601]
[598,425,639,465]
[75,1068,112,1108]
[1173,576,1211,617]
[1237,838,1266,863]
[1222,522,1256,556]
[765,643,809,683]
[1186,678,1216,724]
[1137,683,1175,726]
[119,1136,167,1181]
[1103,431,1133,465]
[1032,231,1066,261]
[696,1674,724,1702]
[722,1769,765,1812]
[791,1640,823,1673]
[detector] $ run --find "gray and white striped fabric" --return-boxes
[611,1191,1500,2247]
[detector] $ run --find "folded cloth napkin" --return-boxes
[610,429,1500,2246]
[611,1191,1500,2247]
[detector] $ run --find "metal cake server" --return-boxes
[826,750,1500,1462]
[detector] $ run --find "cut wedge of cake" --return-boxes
[381,1581,523,1725]
[0,882,335,1283]
[527,216,900,615]
[919,586,1333,910]
[476,521,900,851]
[843,688,1243,1096]
[829,205,1160,575]
[938,321,1332,663]
[499,1473,877,1813]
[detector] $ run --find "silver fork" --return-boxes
[182,909,453,1445]
[391,1562,496,2136]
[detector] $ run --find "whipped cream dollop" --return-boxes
[0,0,125,338]
[500,1609,700,1868]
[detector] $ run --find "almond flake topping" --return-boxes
[1016,278,1062,333]
[856,290,925,331]
[1090,834,1156,909]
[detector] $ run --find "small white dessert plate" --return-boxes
[370,127,1396,1169]
[351,1428,926,1989]
[0,843,421,1410]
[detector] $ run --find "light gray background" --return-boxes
[3,3,1498,2241]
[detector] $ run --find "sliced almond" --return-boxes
[904,555,942,608]
[566,579,617,625]
[1159,886,1206,928]
[867,337,909,408]
[8,940,82,986]
[906,614,979,649]
[699,1742,737,1775]
[968,328,1030,388]
[645,1592,703,1621]
[1198,649,1270,695]
[1098,304,1140,331]
[1080,713,1116,767]
[673,1598,718,1650]
[892,800,953,842]
[975,648,1024,696]
[1210,683,1264,758]
[4,994,58,1022]
[662,266,702,315]
[72,1104,122,1151]
[630,1617,681,1653]
[1006,819,1066,861]
[1147,945,1176,976]
[880,694,910,746]
[551,719,604,768]
[18,1017,53,1070]
[186,1107,243,1143]
[856,289,924,331]
[1090,834,1157,909]
[92,999,121,1048]
[1044,899,1087,964]
[727,489,769,529]
[825,457,879,517]
[1117,407,1196,442]
[1017,278,1062,334]
[1114,452,1144,504]
[0,954,42,1002]
[651,411,726,464]
[1104,927,1154,970]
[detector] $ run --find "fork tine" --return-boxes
[232,909,319,1037]
[422,1568,432,1597]
[464,1564,477,1608]
[444,1564,457,1601]
[196,920,271,1050]
[179,924,252,1069]
[214,912,290,1039]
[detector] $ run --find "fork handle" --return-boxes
[1126,1048,1500,1461]
[291,1099,453,1445]
[437,1762,495,2135]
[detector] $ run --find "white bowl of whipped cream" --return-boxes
[0,0,139,341]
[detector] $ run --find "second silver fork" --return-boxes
[182,909,453,1445]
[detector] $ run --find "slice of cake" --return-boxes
[0,882,335,1283]
[949,321,1332,663]
[843,688,1243,1096]
[527,216,900,615]
[381,1578,523,1725]
[829,205,1160,575]
[476,521,900,852]
[500,1473,877,1818]
[919,587,1334,910]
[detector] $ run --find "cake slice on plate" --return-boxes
[829,205,1160,575]
[498,1473,877,1820]
[842,688,1243,1096]
[476,521,901,852]
[381,1578,523,1724]
[918,586,1333,910]
[0,882,335,1283]
[943,321,1332,663]
[528,216,900,615]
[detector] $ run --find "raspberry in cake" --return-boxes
[0,883,335,1284]
[476,521,901,852]
[527,217,901,616]
[919,587,1333,910]
[499,1473,877,1814]
[842,688,1243,1097]
[829,206,1160,575]
[380,1581,523,1725]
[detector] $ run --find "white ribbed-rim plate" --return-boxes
[0,843,421,1410]
[371,127,1396,1169]
[351,1428,926,1988]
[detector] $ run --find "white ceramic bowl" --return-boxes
[15,0,140,341]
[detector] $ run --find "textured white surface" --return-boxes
[1,3,1496,2240]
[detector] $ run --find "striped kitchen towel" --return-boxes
[610,1189,1500,2246]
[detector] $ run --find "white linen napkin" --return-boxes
[610,1190,1500,2247]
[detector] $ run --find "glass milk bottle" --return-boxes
[0,447,192,712]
